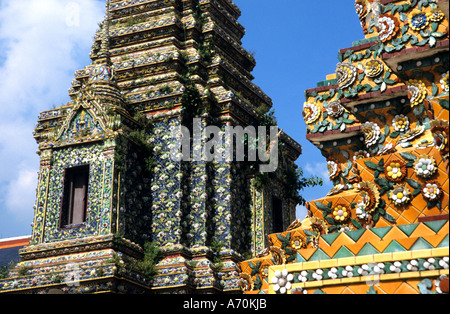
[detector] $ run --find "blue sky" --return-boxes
[0,0,364,238]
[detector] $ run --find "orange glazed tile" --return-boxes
[425,206,446,217]
[396,215,412,226]
[341,287,357,294]
[403,279,423,293]
[318,241,342,258]
[394,282,419,294]
[423,233,448,248]
[437,107,449,121]
[351,283,377,294]
[370,240,393,253]
[298,248,318,262]
[346,242,367,256]
[396,237,420,250]
[375,218,392,228]
[378,281,402,294]
[322,286,346,295]
[360,168,375,182]
[383,226,409,242]
[401,205,422,224]
[437,221,449,235]
[356,229,380,243]
[412,195,429,213]
[410,223,437,238]
[332,232,357,248]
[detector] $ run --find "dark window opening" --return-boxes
[272,196,283,234]
[60,165,89,228]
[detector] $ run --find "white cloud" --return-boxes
[296,204,308,220]
[4,167,37,217]
[304,161,332,186]
[0,0,104,237]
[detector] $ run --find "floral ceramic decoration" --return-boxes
[390,184,412,206]
[431,120,449,158]
[271,269,293,294]
[336,62,357,89]
[327,160,341,180]
[422,181,442,202]
[427,8,445,23]
[441,71,449,93]
[385,160,407,182]
[303,102,321,125]
[361,121,381,148]
[326,100,345,118]
[364,59,384,78]
[357,181,381,214]
[392,115,410,133]
[290,235,305,250]
[355,0,368,21]
[414,156,437,179]
[332,204,350,223]
[409,11,429,31]
[353,150,370,160]
[376,14,399,42]
[407,80,428,107]
[399,125,425,143]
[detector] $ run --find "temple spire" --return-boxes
[98,0,111,60]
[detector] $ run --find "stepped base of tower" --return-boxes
[239,217,449,294]
[0,236,242,294]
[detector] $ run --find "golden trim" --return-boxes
[116,171,121,234]
[40,168,51,244]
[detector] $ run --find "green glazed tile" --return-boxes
[358,243,380,256]
[410,238,433,251]
[296,252,306,263]
[437,234,449,248]
[333,246,354,258]
[321,233,340,246]
[308,248,330,261]
[370,226,392,240]
[383,240,406,253]
[423,220,448,233]
[397,223,419,237]
[345,229,366,242]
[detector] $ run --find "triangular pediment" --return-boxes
[55,93,110,144]
[59,108,105,141]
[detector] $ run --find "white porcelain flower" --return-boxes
[297,271,309,283]
[271,269,293,294]
[390,184,411,206]
[414,156,437,178]
[327,267,339,279]
[406,259,419,271]
[392,114,409,132]
[439,257,449,269]
[327,160,340,180]
[303,102,321,125]
[326,100,345,118]
[336,62,357,89]
[422,182,441,201]
[342,266,354,278]
[362,121,381,147]
[389,261,403,273]
[423,258,436,271]
[356,201,369,220]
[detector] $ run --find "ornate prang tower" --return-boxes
[0,0,301,294]
[239,0,449,295]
